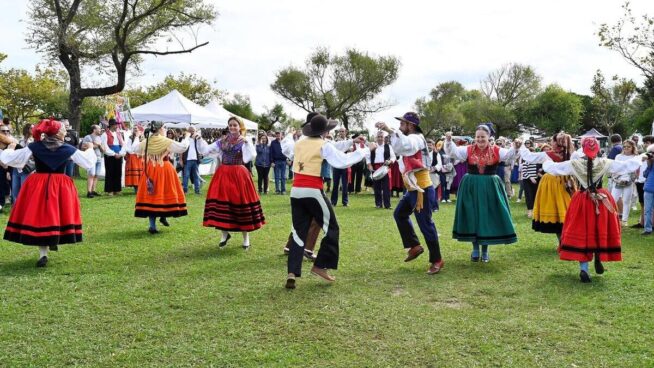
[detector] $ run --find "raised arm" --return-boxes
[242,138,257,164]
[72,147,99,170]
[542,160,573,176]
[443,139,468,162]
[322,142,370,169]
[518,145,551,164]
[608,154,646,175]
[0,147,33,168]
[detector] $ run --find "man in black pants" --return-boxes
[367,131,395,209]
[282,115,369,289]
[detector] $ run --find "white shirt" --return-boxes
[388,130,428,173]
[281,134,369,169]
[0,146,97,170]
[198,136,256,164]
[186,137,204,161]
[366,143,396,165]
[100,130,127,156]
[446,139,519,164]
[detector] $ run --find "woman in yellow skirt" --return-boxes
[130,121,190,234]
[519,133,578,245]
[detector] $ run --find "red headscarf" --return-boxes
[32,118,62,142]
[581,137,600,159]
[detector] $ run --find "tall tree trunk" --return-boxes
[67,58,84,132]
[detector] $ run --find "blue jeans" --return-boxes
[330,168,349,205]
[65,160,75,178]
[644,191,654,232]
[439,173,450,201]
[274,160,287,193]
[11,168,31,204]
[182,159,201,194]
[393,186,441,263]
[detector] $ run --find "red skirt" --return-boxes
[135,160,187,218]
[389,162,403,191]
[125,153,144,187]
[4,173,82,246]
[559,189,621,262]
[203,164,265,232]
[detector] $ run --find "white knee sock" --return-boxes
[221,231,229,242]
[39,246,48,258]
[242,232,250,247]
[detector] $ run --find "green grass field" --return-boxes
[0,178,652,367]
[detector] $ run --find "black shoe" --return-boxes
[631,223,644,228]
[470,255,480,262]
[642,231,652,236]
[36,256,48,268]
[87,192,94,198]
[49,245,58,252]
[579,270,592,283]
[219,233,232,248]
[285,277,296,289]
[159,217,170,227]
[92,191,100,196]
[594,258,605,275]
[242,244,250,250]
[148,228,159,234]
[343,204,349,207]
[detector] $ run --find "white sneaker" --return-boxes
[516,198,521,203]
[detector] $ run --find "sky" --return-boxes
[0,0,651,129]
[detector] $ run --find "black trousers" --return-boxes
[348,160,365,193]
[522,178,539,210]
[104,156,123,193]
[288,187,339,277]
[255,165,270,193]
[373,174,391,208]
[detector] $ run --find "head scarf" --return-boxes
[33,118,64,151]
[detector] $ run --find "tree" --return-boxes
[0,66,68,132]
[525,84,584,135]
[126,72,224,107]
[459,97,517,137]
[271,47,400,129]
[415,81,467,137]
[256,103,300,132]
[481,63,541,108]
[223,94,257,122]
[590,70,637,135]
[26,0,216,131]
[598,2,654,81]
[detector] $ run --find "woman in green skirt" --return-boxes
[444,124,522,262]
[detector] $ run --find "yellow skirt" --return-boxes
[532,173,571,233]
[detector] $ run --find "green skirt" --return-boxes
[452,174,517,245]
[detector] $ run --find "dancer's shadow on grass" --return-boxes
[0,258,47,276]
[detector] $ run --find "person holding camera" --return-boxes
[181,126,205,195]
[130,121,190,234]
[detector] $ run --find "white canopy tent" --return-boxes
[204,99,258,131]
[131,90,221,128]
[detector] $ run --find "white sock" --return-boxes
[242,232,250,247]
[39,246,48,258]
[221,231,229,242]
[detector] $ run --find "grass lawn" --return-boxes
[0,177,652,367]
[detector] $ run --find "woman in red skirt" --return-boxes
[201,116,264,249]
[542,137,644,282]
[129,121,189,234]
[124,125,144,191]
[0,118,96,267]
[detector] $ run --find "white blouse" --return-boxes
[0,146,97,171]
[130,137,190,155]
[199,137,256,164]
[444,140,519,163]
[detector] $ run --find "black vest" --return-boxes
[371,143,390,163]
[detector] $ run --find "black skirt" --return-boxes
[104,156,123,192]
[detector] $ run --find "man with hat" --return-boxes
[367,130,395,209]
[376,112,444,275]
[100,118,126,195]
[281,114,369,289]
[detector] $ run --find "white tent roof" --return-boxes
[131,90,220,128]
[205,99,258,130]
